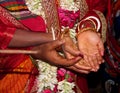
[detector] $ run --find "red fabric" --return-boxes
[0,20,16,49]
[0,0,108,92]
[0,5,45,76]
[0,55,38,93]
[79,0,108,34]
[77,75,89,93]
[0,5,44,92]
[76,0,108,93]
[20,16,46,32]
[0,6,24,74]
[0,6,20,72]
[86,0,108,12]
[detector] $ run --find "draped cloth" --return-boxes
[0,0,108,93]
[38,0,107,93]
[0,2,45,92]
[100,1,120,93]
[104,0,120,76]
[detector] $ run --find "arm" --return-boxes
[0,18,84,67]
[31,39,83,67]
[76,0,108,70]
[0,5,91,70]
[0,20,53,48]
[9,29,53,48]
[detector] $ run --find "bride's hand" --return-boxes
[67,59,92,74]
[61,30,92,73]
[61,29,81,59]
[77,30,104,71]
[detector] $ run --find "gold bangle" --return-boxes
[60,28,70,39]
[76,27,97,38]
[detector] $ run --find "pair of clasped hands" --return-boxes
[62,28,104,74]
[32,28,104,74]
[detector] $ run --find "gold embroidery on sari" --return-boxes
[75,0,88,19]
[0,6,28,30]
[94,10,107,42]
[42,0,61,38]
[41,0,89,37]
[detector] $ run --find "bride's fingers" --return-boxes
[91,55,100,70]
[83,53,101,71]
[83,54,97,69]
[87,55,96,69]
[96,53,103,64]
[74,62,91,70]
[86,55,99,71]
[97,40,104,56]
[83,55,91,66]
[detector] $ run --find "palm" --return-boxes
[31,40,82,67]
[77,31,104,70]
[62,35,92,73]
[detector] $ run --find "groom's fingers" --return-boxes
[63,45,82,57]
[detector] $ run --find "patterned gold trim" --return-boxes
[94,10,107,43]
[42,0,61,38]
[0,6,28,30]
[75,0,88,19]
[76,27,97,38]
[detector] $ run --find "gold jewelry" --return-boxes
[60,28,70,39]
[76,27,97,38]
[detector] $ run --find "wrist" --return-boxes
[76,16,101,39]
[76,27,97,38]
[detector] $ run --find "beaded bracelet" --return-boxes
[76,27,97,38]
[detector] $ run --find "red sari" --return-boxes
[0,4,46,93]
[0,0,108,93]
[73,0,108,93]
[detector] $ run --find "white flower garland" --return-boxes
[59,0,79,12]
[36,60,58,92]
[58,80,75,93]
[25,0,79,15]
[25,0,45,18]
[36,59,76,93]
[25,0,78,92]
[25,0,78,40]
